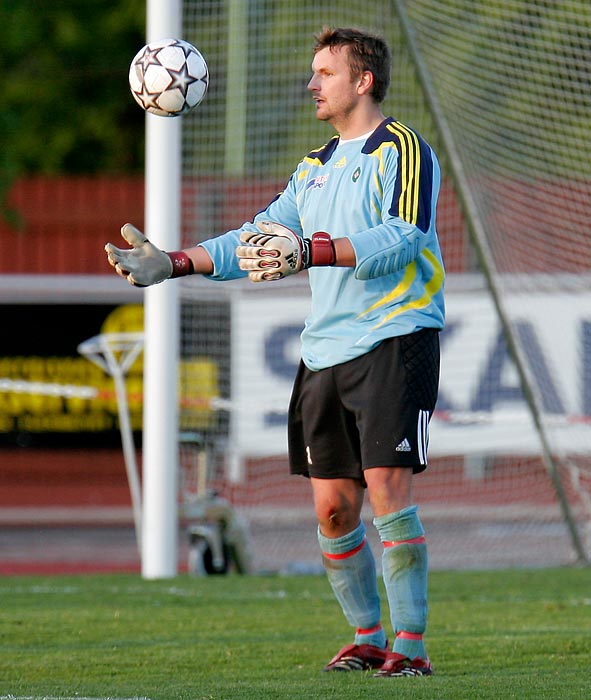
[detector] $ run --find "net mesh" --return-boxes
[397,0,591,565]
[176,0,591,572]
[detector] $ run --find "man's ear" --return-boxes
[357,70,374,95]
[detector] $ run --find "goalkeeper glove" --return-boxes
[105,223,193,286]
[236,220,335,282]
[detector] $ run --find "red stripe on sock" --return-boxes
[383,536,426,548]
[396,630,423,640]
[322,537,366,560]
[356,623,383,635]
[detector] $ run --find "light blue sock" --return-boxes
[318,521,387,649]
[374,506,428,660]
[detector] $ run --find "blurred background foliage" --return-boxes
[1,0,589,185]
[0,0,146,214]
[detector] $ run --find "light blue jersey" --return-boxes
[200,117,445,371]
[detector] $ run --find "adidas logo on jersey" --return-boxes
[395,438,412,452]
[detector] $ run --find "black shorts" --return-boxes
[288,329,440,480]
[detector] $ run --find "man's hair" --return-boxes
[313,27,391,104]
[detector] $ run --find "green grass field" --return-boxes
[1,567,590,699]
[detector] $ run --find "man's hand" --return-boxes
[236,221,307,282]
[105,224,173,287]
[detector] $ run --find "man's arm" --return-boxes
[333,237,356,267]
[105,223,213,286]
[183,244,214,275]
[236,220,356,282]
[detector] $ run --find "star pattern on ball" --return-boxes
[167,60,200,98]
[135,81,163,112]
[137,45,163,74]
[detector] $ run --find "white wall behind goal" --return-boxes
[228,274,591,480]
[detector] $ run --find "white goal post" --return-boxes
[141,0,182,579]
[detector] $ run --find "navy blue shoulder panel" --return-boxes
[363,118,434,233]
[304,135,340,165]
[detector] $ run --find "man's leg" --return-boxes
[373,506,428,659]
[312,477,388,671]
[365,468,432,675]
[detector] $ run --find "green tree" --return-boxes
[0,0,146,217]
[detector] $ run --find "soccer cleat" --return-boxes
[322,642,389,672]
[372,652,433,677]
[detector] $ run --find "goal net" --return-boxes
[176,0,591,572]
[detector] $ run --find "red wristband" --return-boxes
[167,251,194,277]
[310,231,336,266]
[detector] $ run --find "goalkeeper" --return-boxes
[106,26,444,679]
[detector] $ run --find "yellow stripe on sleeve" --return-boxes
[357,249,444,330]
[370,249,444,329]
[386,122,421,225]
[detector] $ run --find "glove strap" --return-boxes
[167,251,194,277]
[303,232,336,268]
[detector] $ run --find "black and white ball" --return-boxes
[129,38,209,117]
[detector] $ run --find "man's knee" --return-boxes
[311,478,364,537]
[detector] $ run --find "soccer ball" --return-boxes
[128,38,209,117]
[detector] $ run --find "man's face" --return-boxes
[307,45,362,125]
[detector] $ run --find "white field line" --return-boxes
[0,696,152,700]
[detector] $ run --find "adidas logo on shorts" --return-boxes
[395,438,412,452]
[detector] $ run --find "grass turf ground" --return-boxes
[1,567,590,699]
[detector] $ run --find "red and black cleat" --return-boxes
[322,642,390,672]
[373,652,433,677]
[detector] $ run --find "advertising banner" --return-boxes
[230,283,591,467]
